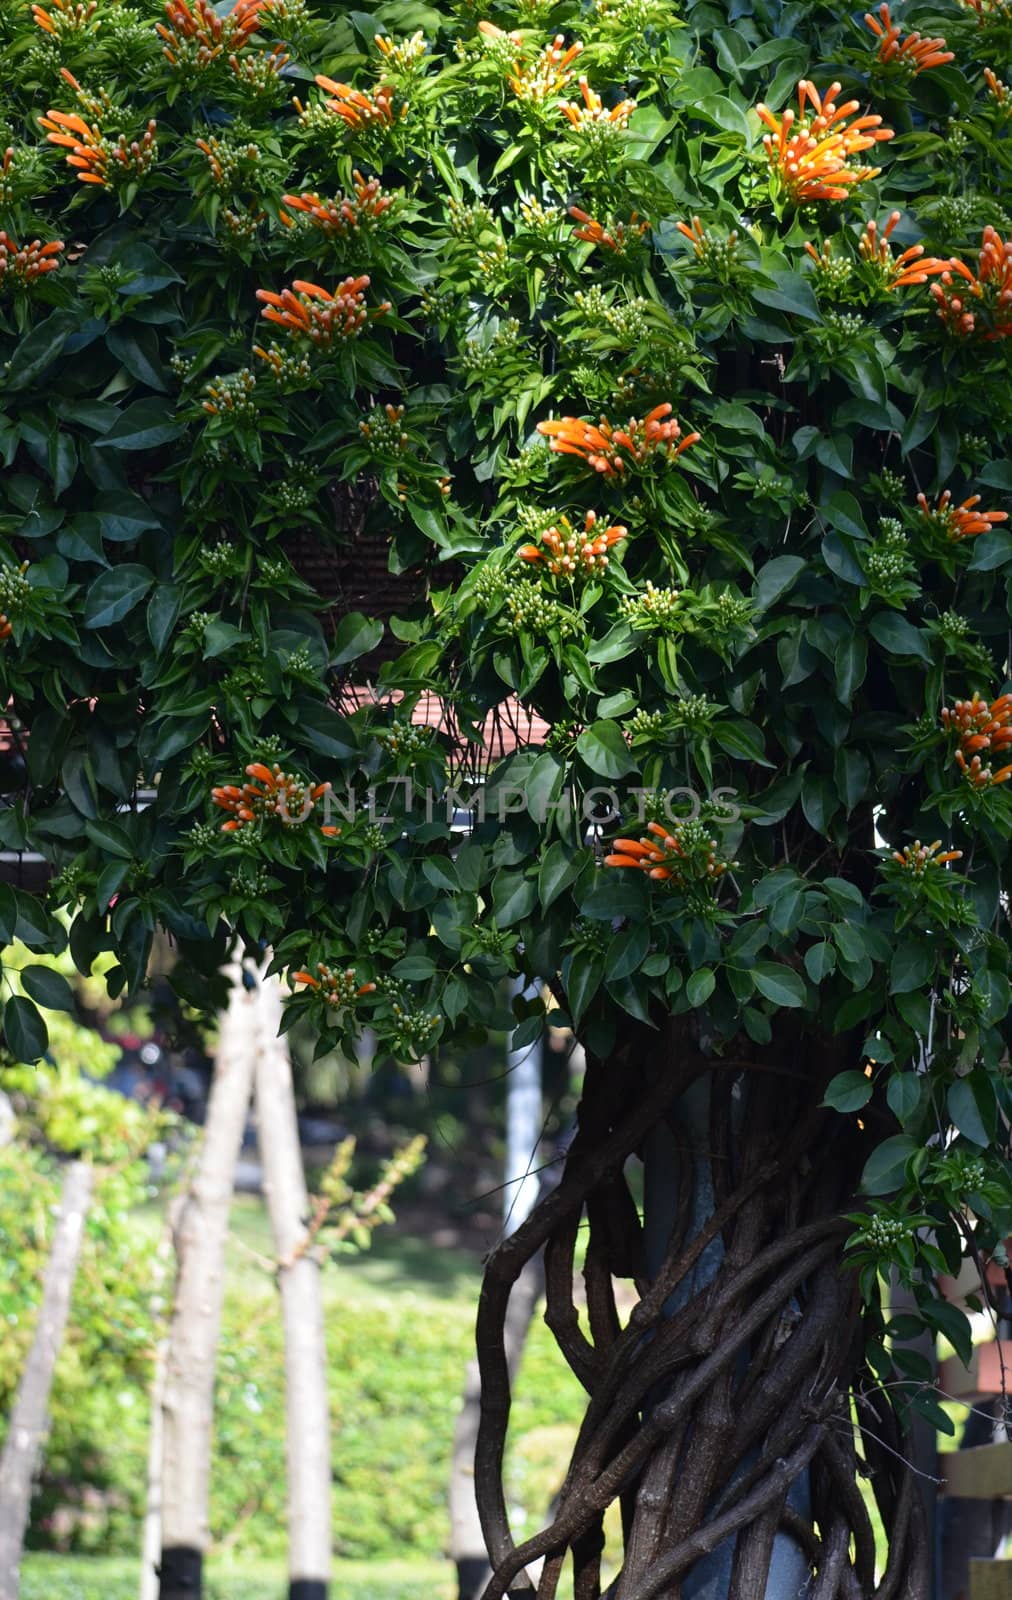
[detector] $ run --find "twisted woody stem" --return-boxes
[472,1020,930,1600]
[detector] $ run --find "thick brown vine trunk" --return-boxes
[0,1160,93,1600]
[471,1018,932,1600]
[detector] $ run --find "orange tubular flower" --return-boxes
[38,108,109,183]
[984,68,1009,106]
[314,75,401,129]
[156,0,263,62]
[891,838,963,873]
[930,225,1012,340]
[863,5,953,72]
[0,232,64,286]
[917,488,1009,541]
[604,822,732,883]
[859,212,952,288]
[519,510,628,575]
[280,172,392,235]
[755,80,894,203]
[291,962,376,1005]
[32,0,98,32]
[255,275,390,346]
[569,205,649,252]
[942,694,1012,789]
[538,403,698,478]
[212,762,338,835]
[560,77,636,128]
[0,616,11,642]
[505,34,583,101]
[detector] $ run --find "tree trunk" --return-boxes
[159,962,258,1600]
[0,1159,94,1600]
[141,1215,176,1600]
[256,972,332,1600]
[451,990,545,1600]
[471,1017,932,1600]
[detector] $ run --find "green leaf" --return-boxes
[288,703,356,760]
[85,820,133,858]
[804,941,836,983]
[753,273,821,322]
[823,1070,873,1113]
[869,613,932,663]
[4,995,49,1062]
[422,857,457,893]
[968,531,1012,572]
[608,924,650,981]
[84,564,154,629]
[3,310,79,392]
[20,964,75,1013]
[686,968,716,1007]
[96,859,129,914]
[835,633,868,703]
[492,871,537,926]
[822,491,869,542]
[889,941,935,995]
[97,491,162,543]
[538,842,581,910]
[753,555,805,614]
[712,720,773,767]
[565,949,605,1026]
[693,94,750,140]
[752,962,807,1008]
[861,1134,917,1195]
[95,398,182,452]
[147,585,181,654]
[331,612,384,666]
[947,1077,991,1148]
[107,324,168,392]
[887,1073,922,1126]
[391,955,436,981]
[576,720,636,779]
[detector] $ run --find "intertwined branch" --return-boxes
[473,1021,930,1600]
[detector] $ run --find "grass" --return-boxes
[20,1554,454,1600]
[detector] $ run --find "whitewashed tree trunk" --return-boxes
[256,973,332,1600]
[140,1214,176,1600]
[0,1159,94,1600]
[450,995,545,1600]
[159,961,258,1600]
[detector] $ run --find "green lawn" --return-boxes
[21,1554,454,1600]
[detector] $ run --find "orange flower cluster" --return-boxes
[891,839,963,874]
[569,206,649,251]
[291,963,376,1005]
[156,0,263,65]
[755,80,894,203]
[984,68,1009,105]
[518,510,628,574]
[605,821,732,882]
[560,78,636,129]
[212,761,339,835]
[280,172,392,235]
[864,5,953,72]
[255,275,390,345]
[538,402,699,477]
[32,0,98,33]
[917,488,1009,541]
[857,212,951,288]
[941,694,1012,788]
[0,231,64,286]
[228,42,289,87]
[313,75,401,129]
[487,30,583,100]
[930,226,1012,340]
[39,108,157,186]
